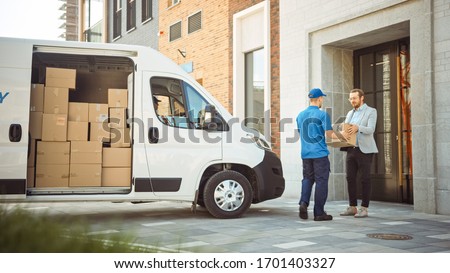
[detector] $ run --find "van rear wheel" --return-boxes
[203,170,253,219]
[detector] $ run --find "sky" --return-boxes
[0,0,63,40]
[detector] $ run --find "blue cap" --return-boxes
[308,88,327,98]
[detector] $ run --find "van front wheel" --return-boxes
[203,170,253,219]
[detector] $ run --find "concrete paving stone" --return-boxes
[2,198,450,253]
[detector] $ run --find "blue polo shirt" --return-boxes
[296,106,332,159]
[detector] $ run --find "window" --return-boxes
[151,77,188,128]
[142,0,152,22]
[167,0,180,8]
[150,77,227,130]
[127,0,136,31]
[113,0,122,38]
[169,21,182,42]
[184,83,209,129]
[188,11,201,34]
[245,48,265,134]
[83,0,104,42]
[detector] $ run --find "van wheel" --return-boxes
[203,170,253,219]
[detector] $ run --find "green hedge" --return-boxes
[0,206,142,253]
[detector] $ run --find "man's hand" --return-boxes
[347,124,359,134]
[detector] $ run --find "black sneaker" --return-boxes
[299,203,308,219]
[314,213,333,221]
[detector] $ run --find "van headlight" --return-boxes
[250,135,272,151]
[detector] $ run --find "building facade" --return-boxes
[158,0,281,154]
[59,0,79,41]
[71,0,450,215]
[107,0,159,47]
[280,0,450,215]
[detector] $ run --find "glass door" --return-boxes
[354,41,401,202]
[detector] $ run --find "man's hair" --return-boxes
[350,88,365,97]
[310,97,321,103]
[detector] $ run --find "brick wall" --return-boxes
[158,0,231,110]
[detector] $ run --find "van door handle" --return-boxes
[148,127,159,143]
[9,124,22,142]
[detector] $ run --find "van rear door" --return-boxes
[0,39,33,197]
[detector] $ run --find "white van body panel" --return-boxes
[0,39,32,190]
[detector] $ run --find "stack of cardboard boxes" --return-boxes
[28,67,131,188]
[102,89,131,187]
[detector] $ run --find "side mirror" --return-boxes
[202,104,218,130]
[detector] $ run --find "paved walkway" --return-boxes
[2,197,450,253]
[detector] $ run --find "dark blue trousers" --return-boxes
[299,156,330,217]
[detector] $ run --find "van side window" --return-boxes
[150,77,189,128]
[183,82,227,131]
[150,77,227,130]
[183,82,209,129]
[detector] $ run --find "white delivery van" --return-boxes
[0,37,284,218]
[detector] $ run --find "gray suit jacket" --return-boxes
[345,104,378,154]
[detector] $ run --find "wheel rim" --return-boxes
[213,179,244,211]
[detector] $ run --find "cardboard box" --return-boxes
[36,141,70,165]
[69,164,102,187]
[102,167,131,187]
[45,67,76,89]
[29,111,43,139]
[41,114,67,142]
[35,164,69,187]
[67,121,88,141]
[326,123,357,148]
[108,89,128,108]
[30,84,44,112]
[70,141,102,164]
[102,148,131,167]
[44,87,69,114]
[89,122,110,142]
[68,102,89,122]
[88,103,108,123]
[110,127,131,148]
[109,107,127,128]
[27,167,35,188]
[28,139,37,167]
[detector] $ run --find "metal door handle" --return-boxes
[9,124,22,142]
[148,127,159,143]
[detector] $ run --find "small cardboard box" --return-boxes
[326,123,357,148]
[89,122,110,142]
[108,89,128,108]
[28,139,37,167]
[110,127,131,148]
[36,141,70,165]
[67,121,88,141]
[68,102,89,122]
[102,148,131,167]
[44,87,69,114]
[45,67,76,89]
[27,166,35,188]
[109,107,127,128]
[41,114,67,142]
[69,164,102,187]
[30,84,44,112]
[88,103,108,123]
[70,141,102,164]
[102,167,131,187]
[29,111,43,139]
[35,164,69,187]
